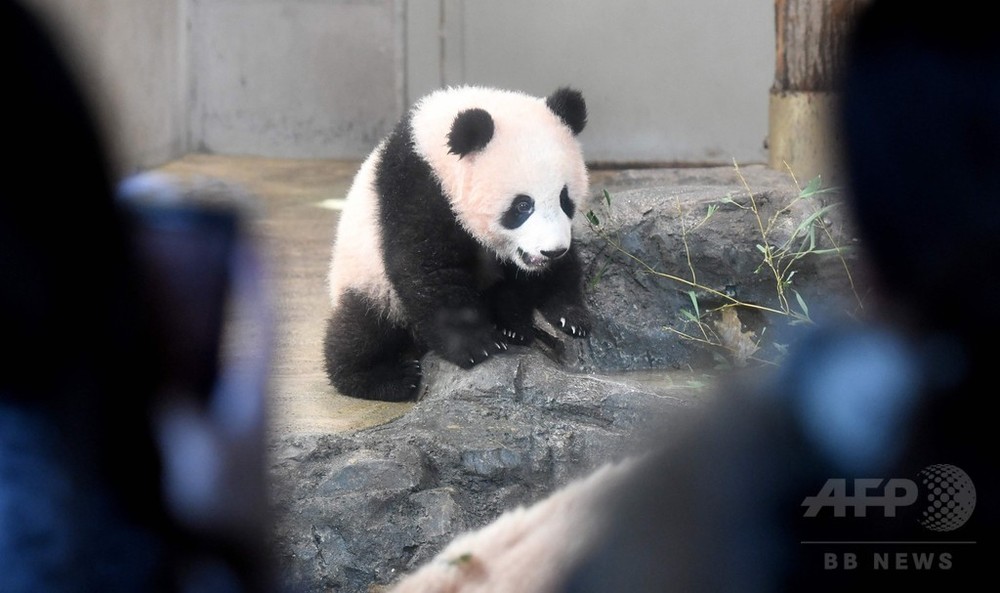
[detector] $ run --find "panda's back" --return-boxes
[327,139,403,320]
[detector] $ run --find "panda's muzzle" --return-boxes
[518,247,567,269]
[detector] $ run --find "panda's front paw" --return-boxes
[445,330,508,369]
[492,297,535,346]
[547,305,592,338]
[433,307,508,369]
[497,324,533,346]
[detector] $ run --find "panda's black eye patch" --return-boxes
[501,194,534,229]
[559,185,575,218]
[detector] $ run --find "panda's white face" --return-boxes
[497,185,575,271]
[466,132,586,271]
[409,86,589,271]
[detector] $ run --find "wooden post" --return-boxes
[768,0,869,185]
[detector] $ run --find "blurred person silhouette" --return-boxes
[0,2,280,592]
[558,2,997,591]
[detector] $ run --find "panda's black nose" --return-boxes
[541,247,568,260]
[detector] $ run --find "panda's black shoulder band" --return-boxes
[546,87,587,136]
[447,108,494,157]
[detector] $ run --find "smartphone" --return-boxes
[118,174,241,400]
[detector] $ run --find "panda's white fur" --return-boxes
[327,139,402,320]
[324,85,591,401]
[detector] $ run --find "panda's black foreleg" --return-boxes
[379,189,507,370]
[323,291,425,401]
[487,273,538,346]
[534,245,592,338]
[411,290,508,370]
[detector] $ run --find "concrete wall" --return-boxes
[19,0,775,168]
[408,0,774,165]
[188,0,405,159]
[23,0,187,175]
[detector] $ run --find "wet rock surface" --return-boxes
[268,165,864,592]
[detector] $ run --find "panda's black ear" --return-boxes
[546,87,587,135]
[448,108,494,157]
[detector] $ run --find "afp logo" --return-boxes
[802,464,976,531]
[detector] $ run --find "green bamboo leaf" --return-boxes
[789,203,838,241]
[800,176,823,198]
[809,247,849,255]
[793,290,810,319]
[603,189,612,207]
[586,210,600,226]
[688,290,701,318]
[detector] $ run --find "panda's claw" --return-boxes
[546,306,592,339]
[497,328,523,343]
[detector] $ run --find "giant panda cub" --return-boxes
[324,85,592,401]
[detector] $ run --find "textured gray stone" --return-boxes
[270,350,704,592]
[569,164,863,371]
